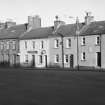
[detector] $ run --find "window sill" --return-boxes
[81,44,86,46]
[66,47,71,49]
[64,62,69,64]
[54,62,59,63]
[95,44,100,46]
[54,47,59,49]
[81,59,86,62]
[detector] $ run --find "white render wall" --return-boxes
[19,38,50,68]
[79,35,100,67]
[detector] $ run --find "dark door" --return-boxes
[45,55,47,67]
[32,55,35,67]
[70,54,74,68]
[17,55,20,65]
[97,52,101,67]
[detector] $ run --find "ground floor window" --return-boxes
[39,55,43,64]
[64,54,69,63]
[81,52,86,61]
[55,54,59,63]
[25,55,28,63]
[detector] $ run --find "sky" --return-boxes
[0,0,105,27]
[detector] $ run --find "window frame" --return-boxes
[32,41,35,49]
[39,55,43,64]
[96,36,100,45]
[81,52,86,61]
[25,55,28,63]
[64,54,69,63]
[81,37,85,46]
[41,41,44,49]
[25,41,27,49]
[12,41,16,50]
[54,39,59,48]
[66,38,71,48]
[55,54,59,63]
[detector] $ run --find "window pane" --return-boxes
[55,54,59,63]
[33,41,35,49]
[39,55,43,64]
[54,39,59,48]
[66,39,71,48]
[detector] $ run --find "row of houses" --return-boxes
[0,13,105,68]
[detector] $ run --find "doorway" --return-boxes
[45,55,47,67]
[97,52,101,67]
[70,54,74,68]
[32,55,35,67]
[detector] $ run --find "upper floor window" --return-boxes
[55,54,59,63]
[6,41,9,49]
[64,54,69,63]
[12,41,16,49]
[32,41,35,49]
[41,41,44,49]
[81,52,86,61]
[81,37,85,45]
[54,39,59,48]
[66,38,71,48]
[96,36,100,45]
[0,41,4,50]
[25,41,27,49]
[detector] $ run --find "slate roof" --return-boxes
[80,21,105,35]
[20,27,54,39]
[0,24,26,39]
[56,23,85,37]
[20,23,85,39]
[0,20,105,40]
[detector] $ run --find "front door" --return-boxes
[32,55,35,67]
[70,54,74,68]
[97,52,101,67]
[45,55,47,67]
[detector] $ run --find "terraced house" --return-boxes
[0,23,27,66]
[79,20,105,69]
[1,13,105,69]
[19,27,54,67]
[19,16,84,68]
[19,13,105,69]
[0,15,41,66]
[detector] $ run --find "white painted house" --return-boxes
[19,27,54,68]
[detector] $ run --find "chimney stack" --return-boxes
[85,12,94,25]
[28,15,41,30]
[5,19,16,29]
[54,15,65,31]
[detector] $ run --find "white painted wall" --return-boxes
[19,38,49,68]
